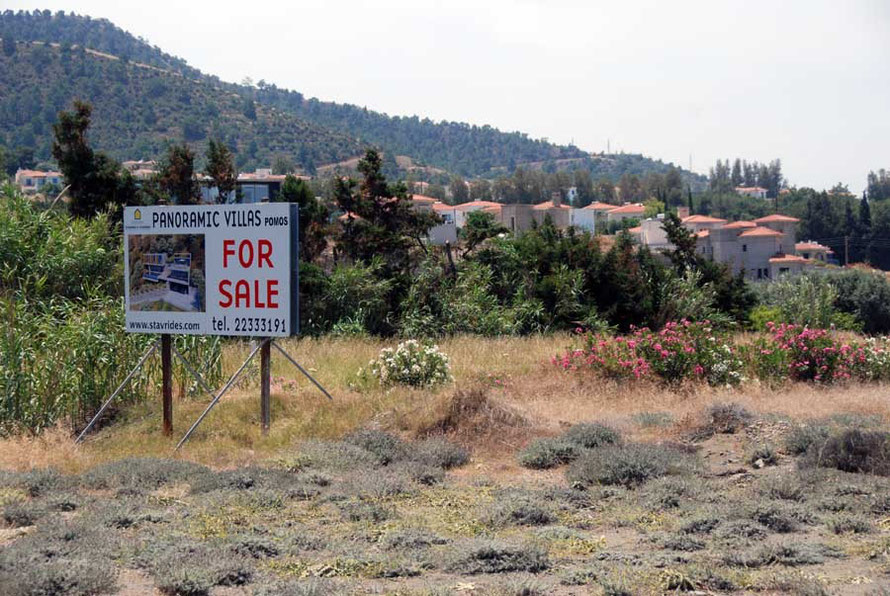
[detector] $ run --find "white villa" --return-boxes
[631,212,832,280]
[14,169,63,193]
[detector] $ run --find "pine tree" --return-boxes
[204,139,236,203]
[662,212,697,272]
[158,143,200,204]
[335,148,439,274]
[860,192,872,231]
[52,100,130,217]
[278,174,328,262]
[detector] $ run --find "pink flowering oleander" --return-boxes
[553,320,744,386]
[556,321,890,386]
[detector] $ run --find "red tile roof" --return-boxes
[682,214,726,224]
[16,169,61,178]
[739,226,784,238]
[628,226,643,234]
[533,201,572,210]
[454,200,502,211]
[696,230,710,238]
[795,242,830,252]
[608,203,645,214]
[754,214,800,224]
[723,220,757,230]
[583,201,617,211]
[769,255,809,264]
[410,194,438,204]
[431,202,455,212]
[735,186,768,192]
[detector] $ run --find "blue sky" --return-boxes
[7,0,889,192]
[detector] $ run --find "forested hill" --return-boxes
[0,41,363,171]
[0,9,702,183]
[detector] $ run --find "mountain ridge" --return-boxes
[0,9,705,186]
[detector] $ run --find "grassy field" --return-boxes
[1,335,890,595]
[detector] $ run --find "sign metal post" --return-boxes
[161,334,173,435]
[260,339,271,434]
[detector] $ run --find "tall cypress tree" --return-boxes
[859,192,872,231]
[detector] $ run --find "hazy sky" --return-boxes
[7,0,890,191]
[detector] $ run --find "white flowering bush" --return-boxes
[863,337,890,381]
[368,340,452,388]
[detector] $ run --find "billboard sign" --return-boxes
[123,204,298,336]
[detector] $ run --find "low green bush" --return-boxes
[366,340,451,388]
[562,423,622,449]
[411,437,469,469]
[447,540,549,574]
[826,514,873,535]
[518,438,582,470]
[807,429,890,476]
[566,443,695,488]
[343,430,406,466]
[705,402,753,434]
[2,502,44,527]
[785,424,832,455]
[483,495,555,528]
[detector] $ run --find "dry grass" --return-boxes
[0,334,888,474]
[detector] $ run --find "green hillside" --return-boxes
[0,41,362,171]
[0,9,704,184]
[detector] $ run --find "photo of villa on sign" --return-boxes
[128,234,206,313]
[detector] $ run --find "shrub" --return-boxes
[748,503,811,533]
[483,496,555,527]
[680,515,721,535]
[447,540,549,574]
[705,402,753,434]
[785,424,832,455]
[642,477,698,509]
[725,542,842,568]
[808,429,890,476]
[81,458,211,491]
[518,438,582,470]
[295,440,379,471]
[562,423,622,449]
[253,579,337,596]
[762,476,805,502]
[662,534,705,551]
[0,558,118,596]
[339,500,395,523]
[715,519,769,541]
[380,528,449,550]
[366,340,451,387]
[343,430,406,466]
[750,323,887,384]
[411,437,470,469]
[555,320,745,386]
[826,514,873,535]
[566,443,695,488]
[632,411,673,428]
[2,502,43,527]
[749,445,779,467]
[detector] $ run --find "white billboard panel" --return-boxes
[123,204,298,336]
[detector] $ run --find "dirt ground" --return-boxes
[1,336,889,594]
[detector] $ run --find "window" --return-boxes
[756,268,763,279]
[742,244,747,252]
[510,216,515,231]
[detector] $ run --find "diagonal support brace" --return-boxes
[76,339,159,444]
